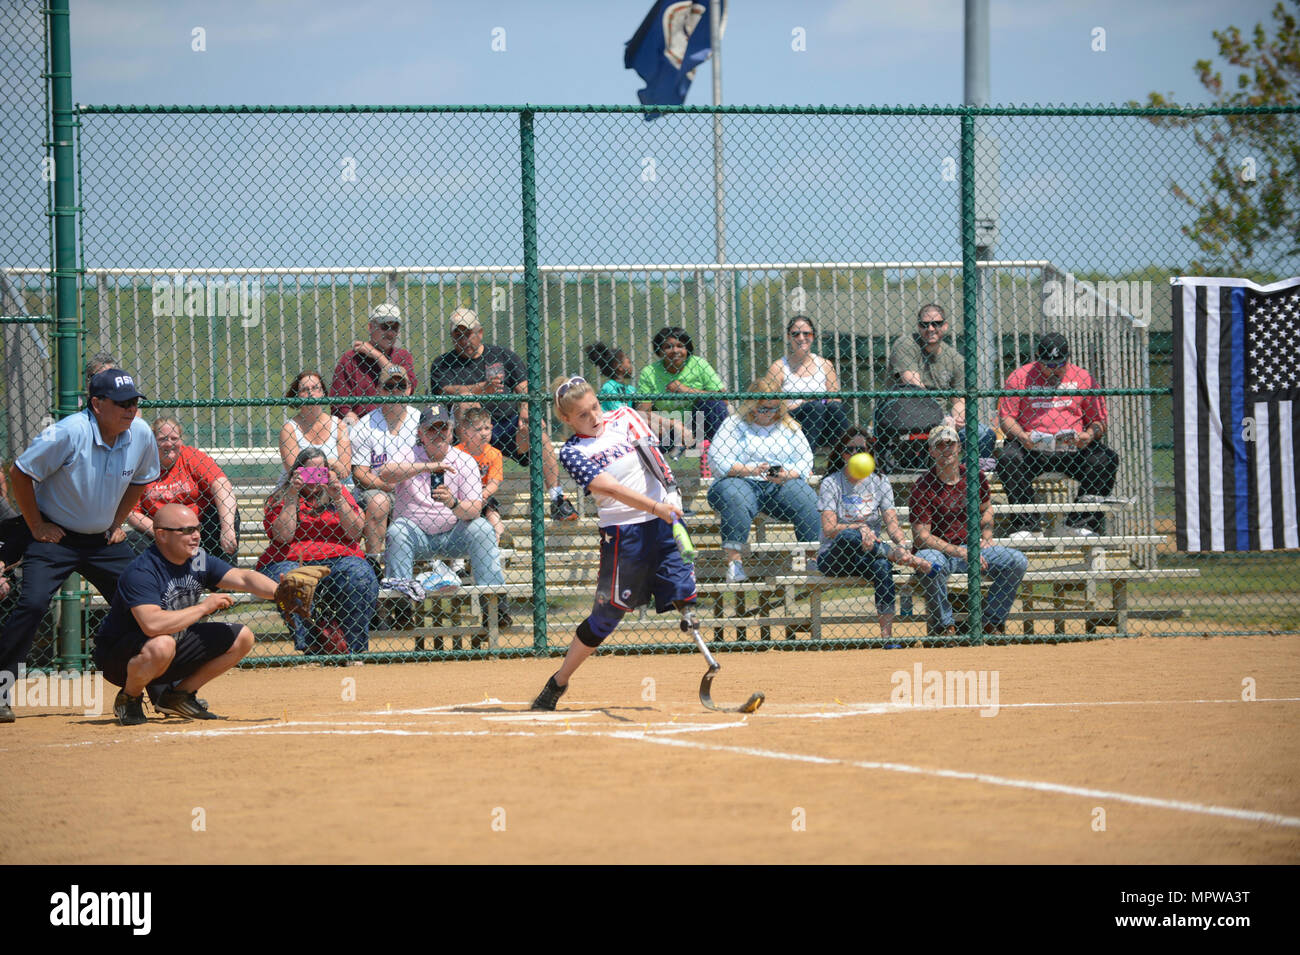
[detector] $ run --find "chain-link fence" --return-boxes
[4,18,1299,669]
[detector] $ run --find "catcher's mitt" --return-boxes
[274,564,332,621]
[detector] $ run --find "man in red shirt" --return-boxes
[911,424,1027,636]
[330,303,418,426]
[997,333,1119,537]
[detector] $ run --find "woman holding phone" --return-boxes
[257,448,377,654]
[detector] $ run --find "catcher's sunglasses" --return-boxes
[157,525,201,534]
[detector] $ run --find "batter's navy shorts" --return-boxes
[594,518,696,614]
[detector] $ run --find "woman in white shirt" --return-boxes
[705,377,821,583]
[278,370,353,486]
[764,315,849,450]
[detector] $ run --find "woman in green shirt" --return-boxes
[635,327,729,472]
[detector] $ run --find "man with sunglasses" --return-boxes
[997,333,1119,538]
[93,503,277,725]
[329,303,417,427]
[1,369,160,723]
[349,364,420,574]
[889,303,996,459]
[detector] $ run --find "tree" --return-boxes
[1135,1,1300,273]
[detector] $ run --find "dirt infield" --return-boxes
[2,634,1297,864]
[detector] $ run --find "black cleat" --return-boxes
[114,690,147,726]
[147,682,207,711]
[530,675,568,711]
[155,688,220,721]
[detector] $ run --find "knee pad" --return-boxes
[577,602,625,647]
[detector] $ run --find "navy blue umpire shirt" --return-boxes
[15,407,160,533]
[94,545,235,653]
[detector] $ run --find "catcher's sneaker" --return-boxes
[114,690,147,726]
[155,688,220,720]
[0,703,15,724]
[146,682,207,711]
[530,674,568,711]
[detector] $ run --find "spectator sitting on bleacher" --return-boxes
[817,427,931,641]
[126,415,240,565]
[455,406,510,549]
[911,424,1027,637]
[586,341,685,451]
[636,326,729,477]
[348,364,420,578]
[764,315,849,452]
[279,370,353,487]
[378,403,510,629]
[997,332,1119,539]
[705,377,821,584]
[257,448,377,655]
[428,307,579,523]
[329,303,417,428]
[890,304,995,460]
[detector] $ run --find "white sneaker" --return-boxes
[1009,530,1041,543]
[1063,525,1099,538]
[725,560,748,583]
[381,577,425,602]
[416,561,461,595]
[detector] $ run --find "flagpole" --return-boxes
[710,0,730,388]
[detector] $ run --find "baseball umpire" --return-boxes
[1,369,159,724]
[94,503,279,726]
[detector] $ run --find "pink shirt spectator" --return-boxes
[997,362,1107,435]
[391,444,481,536]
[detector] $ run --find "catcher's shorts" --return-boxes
[95,622,242,688]
[594,519,696,613]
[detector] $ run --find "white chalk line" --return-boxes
[627,734,1300,829]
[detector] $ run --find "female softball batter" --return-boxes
[530,376,697,710]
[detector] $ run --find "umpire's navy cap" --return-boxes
[89,369,146,401]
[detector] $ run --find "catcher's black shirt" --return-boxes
[93,544,234,651]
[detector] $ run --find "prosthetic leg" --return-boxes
[680,607,764,713]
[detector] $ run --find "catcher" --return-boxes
[93,503,329,725]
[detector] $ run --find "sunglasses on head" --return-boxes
[554,376,586,401]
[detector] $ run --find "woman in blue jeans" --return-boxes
[706,378,821,582]
[817,428,931,641]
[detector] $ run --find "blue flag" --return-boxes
[1173,276,1300,551]
[624,0,724,119]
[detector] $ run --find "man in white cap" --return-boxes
[428,307,578,522]
[1,369,160,723]
[909,423,1027,637]
[330,302,417,427]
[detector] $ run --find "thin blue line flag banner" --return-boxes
[625,0,725,119]
[1173,276,1300,551]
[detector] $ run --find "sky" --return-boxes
[68,0,1275,108]
[5,1,1288,275]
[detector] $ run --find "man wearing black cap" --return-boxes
[997,333,1119,538]
[1,369,160,723]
